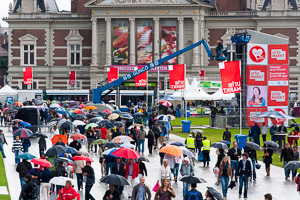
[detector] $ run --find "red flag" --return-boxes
[219,60,241,94]
[134,66,147,87]
[69,71,76,85]
[107,67,119,83]
[23,67,32,85]
[169,64,185,90]
[199,69,205,80]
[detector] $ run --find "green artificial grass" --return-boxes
[0,155,10,200]
[171,117,210,127]
[0,195,10,200]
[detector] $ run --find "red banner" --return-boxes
[268,86,289,106]
[219,60,241,94]
[169,64,185,90]
[246,107,268,127]
[268,44,289,65]
[107,67,119,83]
[134,66,147,87]
[268,65,289,86]
[23,67,32,85]
[69,71,76,85]
[199,69,205,80]
[246,65,267,85]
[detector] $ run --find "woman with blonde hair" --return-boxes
[154,179,176,200]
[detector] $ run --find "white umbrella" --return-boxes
[50,103,61,108]
[120,143,136,149]
[49,176,73,186]
[73,120,86,127]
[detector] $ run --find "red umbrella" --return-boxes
[73,109,83,114]
[70,133,86,140]
[102,109,112,114]
[159,100,172,107]
[111,147,140,159]
[72,156,94,162]
[31,158,52,168]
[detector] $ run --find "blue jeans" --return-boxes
[137,139,145,153]
[183,182,189,198]
[0,143,5,158]
[231,160,238,179]
[251,159,256,180]
[239,175,249,198]
[20,176,26,187]
[221,176,229,197]
[172,163,180,178]
[14,151,20,164]
[284,161,291,178]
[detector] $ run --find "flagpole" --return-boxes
[184,64,187,121]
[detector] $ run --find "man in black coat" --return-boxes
[111,158,125,176]
[69,140,82,151]
[237,153,252,199]
[146,129,155,155]
[19,174,39,200]
[16,159,32,187]
[228,141,242,181]
[83,161,96,200]
[281,143,294,180]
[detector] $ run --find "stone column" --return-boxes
[91,17,98,66]
[105,17,112,66]
[129,18,136,65]
[193,16,200,67]
[153,17,160,60]
[199,16,205,66]
[178,17,184,64]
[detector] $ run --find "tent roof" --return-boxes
[0,85,17,95]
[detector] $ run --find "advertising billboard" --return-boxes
[136,21,153,64]
[246,65,267,85]
[161,21,177,64]
[219,61,241,94]
[268,44,289,65]
[247,86,267,107]
[247,43,268,65]
[268,65,289,86]
[112,20,129,65]
[268,86,289,106]
[268,106,289,126]
[246,107,268,127]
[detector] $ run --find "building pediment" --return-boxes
[85,0,213,7]
[19,34,38,42]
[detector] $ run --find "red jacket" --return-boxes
[57,186,80,200]
[124,162,139,179]
[295,176,300,192]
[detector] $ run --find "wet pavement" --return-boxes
[2,128,300,200]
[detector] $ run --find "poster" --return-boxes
[136,21,153,64]
[268,44,289,65]
[169,64,185,90]
[219,61,241,94]
[268,106,289,126]
[246,65,267,85]
[247,43,268,65]
[268,86,289,106]
[23,67,33,85]
[107,67,119,83]
[246,107,268,127]
[134,66,147,87]
[161,23,177,64]
[247,86,267,107]
[112,20,129,65]
[268,65,289,86]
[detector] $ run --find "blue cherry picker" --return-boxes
[92,39,226,104]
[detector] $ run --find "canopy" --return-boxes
[210,88,235,101]
[0,85,17,96]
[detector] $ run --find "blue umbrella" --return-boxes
[65,146,78,155]
[98,120,114,128]
[19,121,32,128]
[212,142,228,149]
[103,147,119,156]
[119,112,133,120]
[220,140,231,145]
[18,153,36,160]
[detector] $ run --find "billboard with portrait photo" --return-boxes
[160,20,177,64]
[136,21,153,64]
[112,20,129,65]
[247,86,267,107]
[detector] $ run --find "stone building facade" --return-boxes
[5,0,300,99]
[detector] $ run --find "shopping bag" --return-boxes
[198,151,204,162]
[152,180,160,192]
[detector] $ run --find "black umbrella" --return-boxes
[119,112,133,120]
[29,133,48,139]
[138,156,150,162]
[89,117,104,124]
[264,141,279,149]
[100,174,130,186]
[220,140,231,145]
[71,114,87,121]
[212,142,228,149]
[46,145,66,157]
[180,175,206,184]
[170,142,185,146]
[86,113,98,119]
[207,187,223,200]
[98,120,114,128]
[103,142,120,149]
[284,161,300,171]
[60,121,73,131]
[114,121,124,128]
[246,142,260,150]
[133,112,144,117]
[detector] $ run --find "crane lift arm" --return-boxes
[92,39,213,103]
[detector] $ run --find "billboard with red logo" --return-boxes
[268,86,289,106]
[268,106,289,126]
[246,107,268,127]
[246,65,267,85]
[134,66,148,87]
[268,44,289,65]
[268,65,289,86]
[247,43,268,65]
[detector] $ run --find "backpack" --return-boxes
[187,190,201,200]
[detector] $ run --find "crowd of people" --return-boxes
[0,100,296,200]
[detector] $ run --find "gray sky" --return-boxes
[0,0,71,27]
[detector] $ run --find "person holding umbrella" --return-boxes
[19,174,39,200]
[184,183,203,200]
[146,128,155,155]
[237,153,252,199]
[160,159,172,182]
[228,141,241,182]
[244,145,258,182]
[280,143,294,181]
[38,135,47,157]
[219,156,232,200]
[73,154,85,191]
[16,158,32,186]
[131,176,151,200]
[82,161,96,200]
[103,184,121,200]
[180,157,194,198]
[0,129,7,158]
[57,180,80,200]
[292,146,299,181]
[263,146,273,176]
